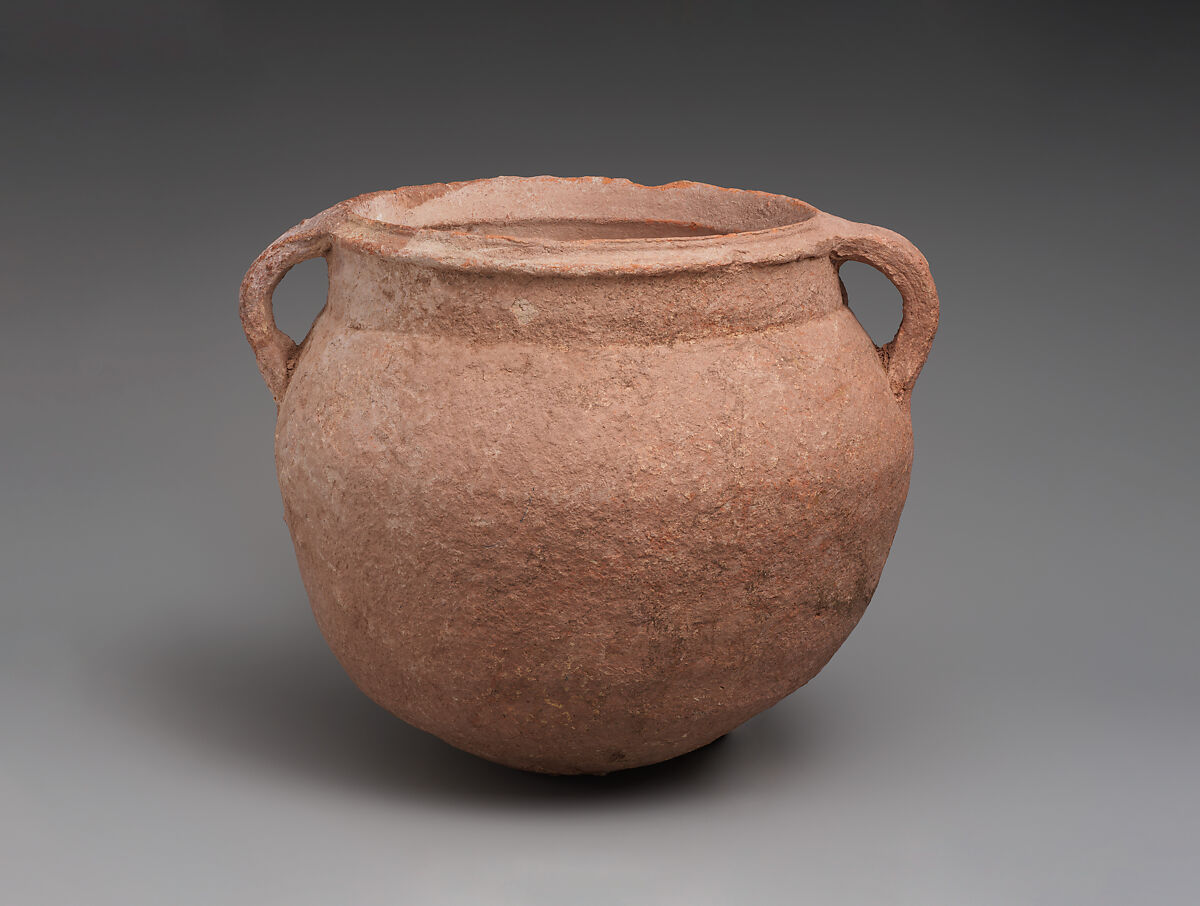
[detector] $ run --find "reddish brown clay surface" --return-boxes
[240,176,938,774]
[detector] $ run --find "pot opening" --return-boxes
[350,176,816,243]
[422,218,729,241]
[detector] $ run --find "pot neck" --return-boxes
[324,244,844,345]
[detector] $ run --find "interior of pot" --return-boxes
[429,218,728,240]
[350,176,816,242]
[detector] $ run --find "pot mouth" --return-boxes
[335,176,830,275]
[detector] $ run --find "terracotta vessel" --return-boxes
[240,176,938,774]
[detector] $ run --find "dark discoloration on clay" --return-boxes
[240,176,938,774]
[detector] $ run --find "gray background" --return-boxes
[2,2,1197,903]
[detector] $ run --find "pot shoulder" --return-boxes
[277,307,912,499]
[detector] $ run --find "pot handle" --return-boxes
[829,223,939,403]
[239,219,334,404]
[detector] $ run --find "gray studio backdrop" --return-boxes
[2,2,1196,903]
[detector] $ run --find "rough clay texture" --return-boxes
[240,177,939,774]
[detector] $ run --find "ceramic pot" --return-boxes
[240,176,938,774]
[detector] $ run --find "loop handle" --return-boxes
[239,219,333,403]
[827,220,939,403]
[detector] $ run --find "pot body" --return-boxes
[242,178,937,774]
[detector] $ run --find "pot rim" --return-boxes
[326,175,837,275]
